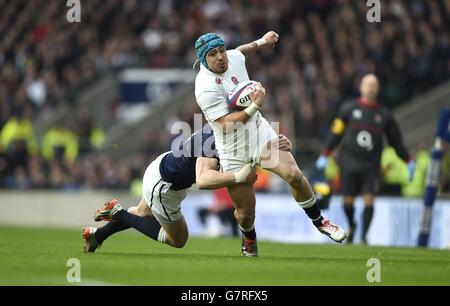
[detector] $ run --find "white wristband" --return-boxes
[255,38,267,47]
[244,102,260,117]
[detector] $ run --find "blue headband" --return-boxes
[195,33,225,70]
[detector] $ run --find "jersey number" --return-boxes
[357,130,373,151]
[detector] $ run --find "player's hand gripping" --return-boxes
[271,134,292,151]
[250,82,266,108]
[234,163,257,184]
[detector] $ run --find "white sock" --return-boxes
[239,224,255,233]
[312,215,323,222]
[127,206,137,214]
[297,195,317,208]
[157,228,167,244]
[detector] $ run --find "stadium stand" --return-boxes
[0,0,449,194]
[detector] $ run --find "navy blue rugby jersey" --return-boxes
[159,124,219,190]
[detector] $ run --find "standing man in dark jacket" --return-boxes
[316,74,415,244]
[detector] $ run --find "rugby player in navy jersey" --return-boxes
[82,124,292,252]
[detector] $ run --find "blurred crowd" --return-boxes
[0,0,449,192]
[0,104,144,190]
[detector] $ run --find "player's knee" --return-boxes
[171,237,188,248]
[364,201,374,208]
[363,194,374,207]
[172,241,186,248]
[285,168,303,187]
[344,197,355,206]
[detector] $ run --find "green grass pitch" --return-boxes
[0,226,449,286]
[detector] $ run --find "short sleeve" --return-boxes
[229,49,246,62]
[197,89,230,122]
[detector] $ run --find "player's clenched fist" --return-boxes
[262,31,279,48]
[250,83,266,108]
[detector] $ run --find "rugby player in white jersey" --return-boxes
[194,32,346,256]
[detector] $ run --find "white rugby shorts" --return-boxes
[142,152,187,224]
[220,114,278,172]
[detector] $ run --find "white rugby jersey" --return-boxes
[195,49,266,164]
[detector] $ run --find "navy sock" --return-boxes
[114,210,162,241]
[362,206,374,241]
[240,227,256,240]
[303,203,324,227]
[344,204,355,227]
[95,221,131,244]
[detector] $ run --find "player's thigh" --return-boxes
[151,186,188,243]
[134,197,154,217]
[141,152,171,209]
[151,191,186,225]
[227,183,256,213]
[340,169,360,197]
[160,216,189,246]
[362,170,380,203]
[261,148,302,181]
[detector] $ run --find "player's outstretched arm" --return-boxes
[236,31,279,58]
[195,158,256,190]
[316,102,352,169]
[316,117,346,169]
[323,117,346,154]
[385,113,416,180]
